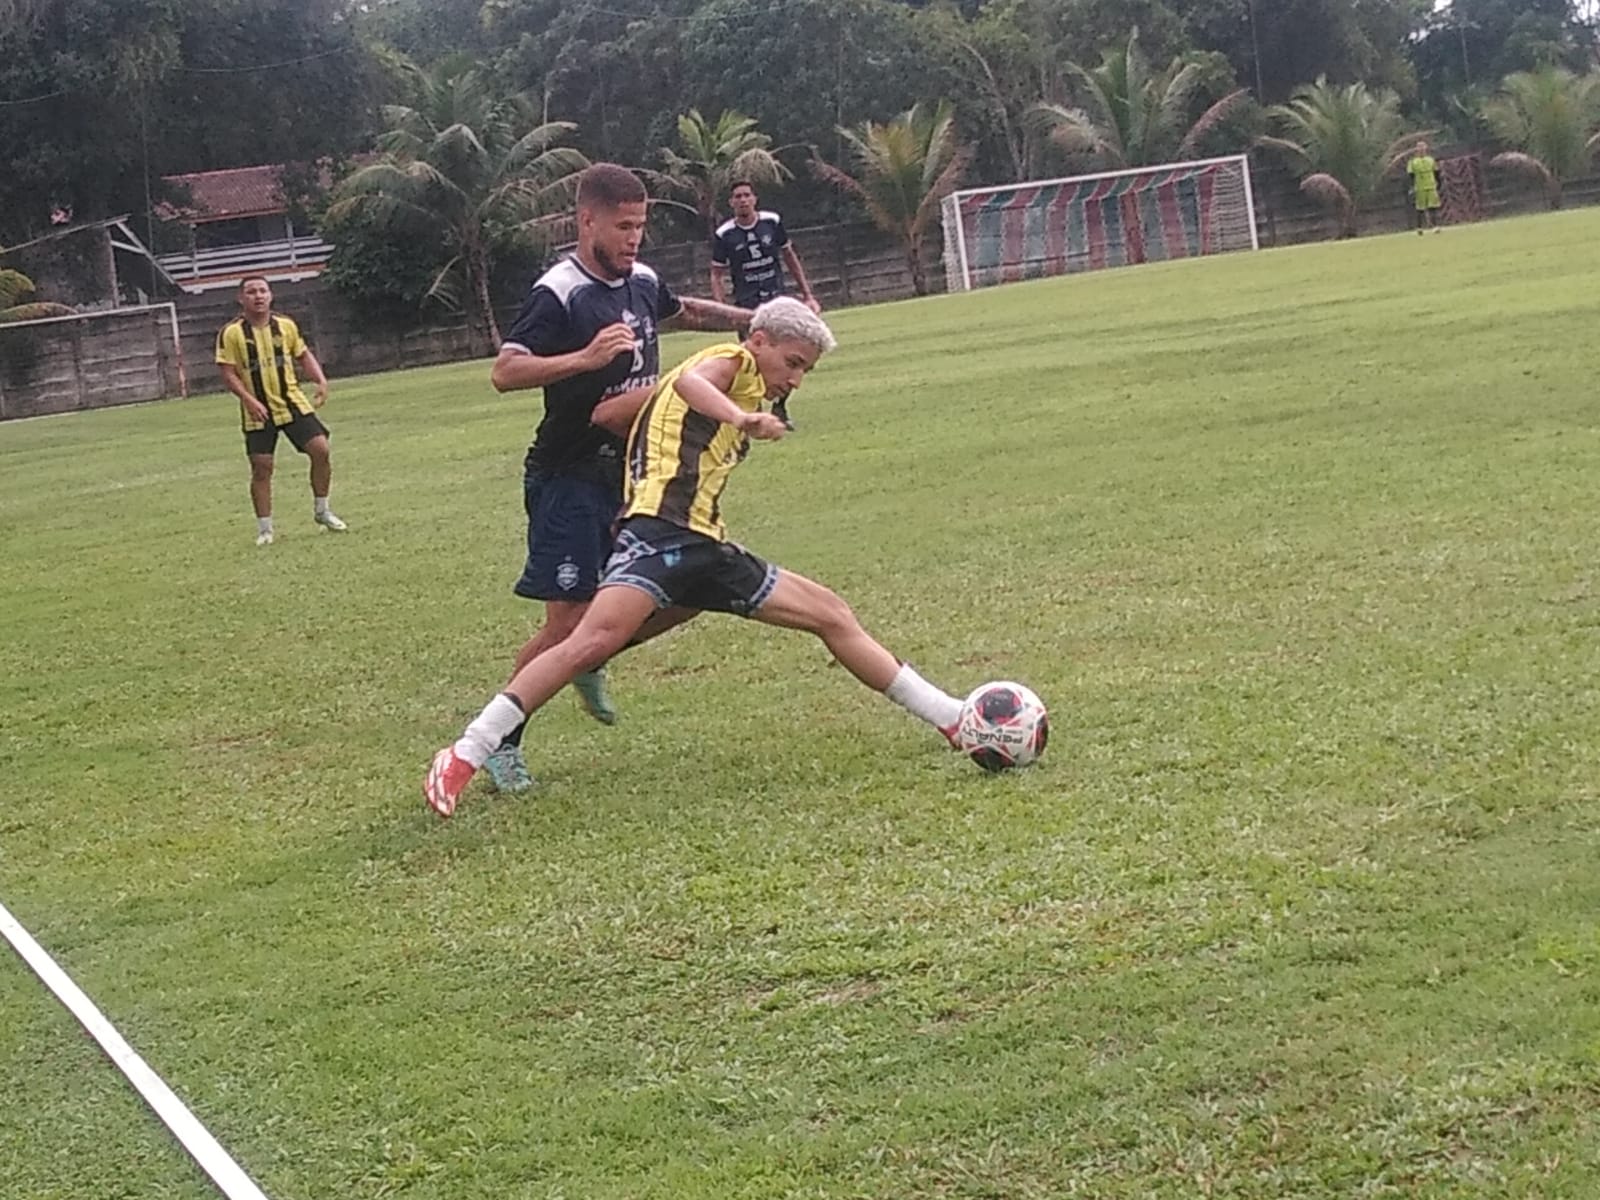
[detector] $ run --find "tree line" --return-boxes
[2,0,1598,339]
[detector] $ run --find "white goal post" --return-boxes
[941,154,1259,293]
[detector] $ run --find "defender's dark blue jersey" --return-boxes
[503,256,682,485]
[711,212,790,308]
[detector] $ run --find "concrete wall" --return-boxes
[0,308,182,420]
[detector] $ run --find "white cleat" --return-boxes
[315,510,348,532]
[255,530,274,546]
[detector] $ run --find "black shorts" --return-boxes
[600,516,779,618]
[244,411,328,457]
[514,469,620,603]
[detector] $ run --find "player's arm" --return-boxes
[491,324,634,393]
[297,347,329,407]
[218,363,270,422]
[215,329,270,422]
[781,245,820,312]
[590,383,656,438]
[220,361,270,422]
[672,356,786,440]
[665,296,751,332]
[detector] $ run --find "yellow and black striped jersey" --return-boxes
[215,314,312,430]
[622,343,768,541]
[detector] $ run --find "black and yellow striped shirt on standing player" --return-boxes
[215,314,314,431]
[623,343,770,541]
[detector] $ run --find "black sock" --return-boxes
[501,719,528,749]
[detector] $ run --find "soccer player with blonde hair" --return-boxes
[425,298,963,817]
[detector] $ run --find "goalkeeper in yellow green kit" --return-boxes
[1407,141,1442,234]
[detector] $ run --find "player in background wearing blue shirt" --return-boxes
[711,181,820,431]
[480,164,751,794]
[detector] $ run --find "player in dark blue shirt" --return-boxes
[711,181,819,429]
[480,164,750,793]
[710,181,820,313]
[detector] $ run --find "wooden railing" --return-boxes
[156,235,333,291]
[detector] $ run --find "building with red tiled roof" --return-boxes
[163,164,293,223]
[156,161,334,293]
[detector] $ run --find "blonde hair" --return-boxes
[750,297,837,354]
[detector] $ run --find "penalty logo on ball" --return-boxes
[956,681,1049,772]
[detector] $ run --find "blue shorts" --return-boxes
[513,470,620,603]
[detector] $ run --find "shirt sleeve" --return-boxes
[502,287,569,355]
[772,217,790,249]
[284,319,307,358]
[655,276,683,322]
[214,323,241,367]
[710,230,730,266]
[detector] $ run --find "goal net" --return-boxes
[0,305,187,420]
[941,154,1259,293]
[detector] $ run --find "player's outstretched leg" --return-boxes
[752,569,963,745]
[483,604,699,794]
[424,586,658,817]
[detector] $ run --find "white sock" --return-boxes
[455,693,527,768]
[314,496,330,517]
[257,516,273,534]
[885,663,962,729]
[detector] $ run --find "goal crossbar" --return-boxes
[945,154,1255,203]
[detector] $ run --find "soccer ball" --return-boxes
[955,681,1049,772]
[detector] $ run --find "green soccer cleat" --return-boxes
[482,744,535,794]
[572,669,618,725]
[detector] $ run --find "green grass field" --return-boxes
[5,210,1600,1199]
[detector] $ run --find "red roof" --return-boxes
[161,164,287,222]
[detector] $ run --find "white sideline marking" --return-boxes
[0,898,271,1200]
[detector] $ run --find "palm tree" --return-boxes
[1482,66,1600,210]
[327,62,588,351]
[812,100,972,297]
[1259,78,1428,238]
[1027,29,1249,169]
[658,109,791,235]
[0,267,72,322]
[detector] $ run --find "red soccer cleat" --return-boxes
[424,746,477,818]
[940,722,961,750]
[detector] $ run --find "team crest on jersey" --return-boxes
[556,561,580,591]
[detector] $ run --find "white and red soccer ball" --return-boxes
[955,681,1049,772]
